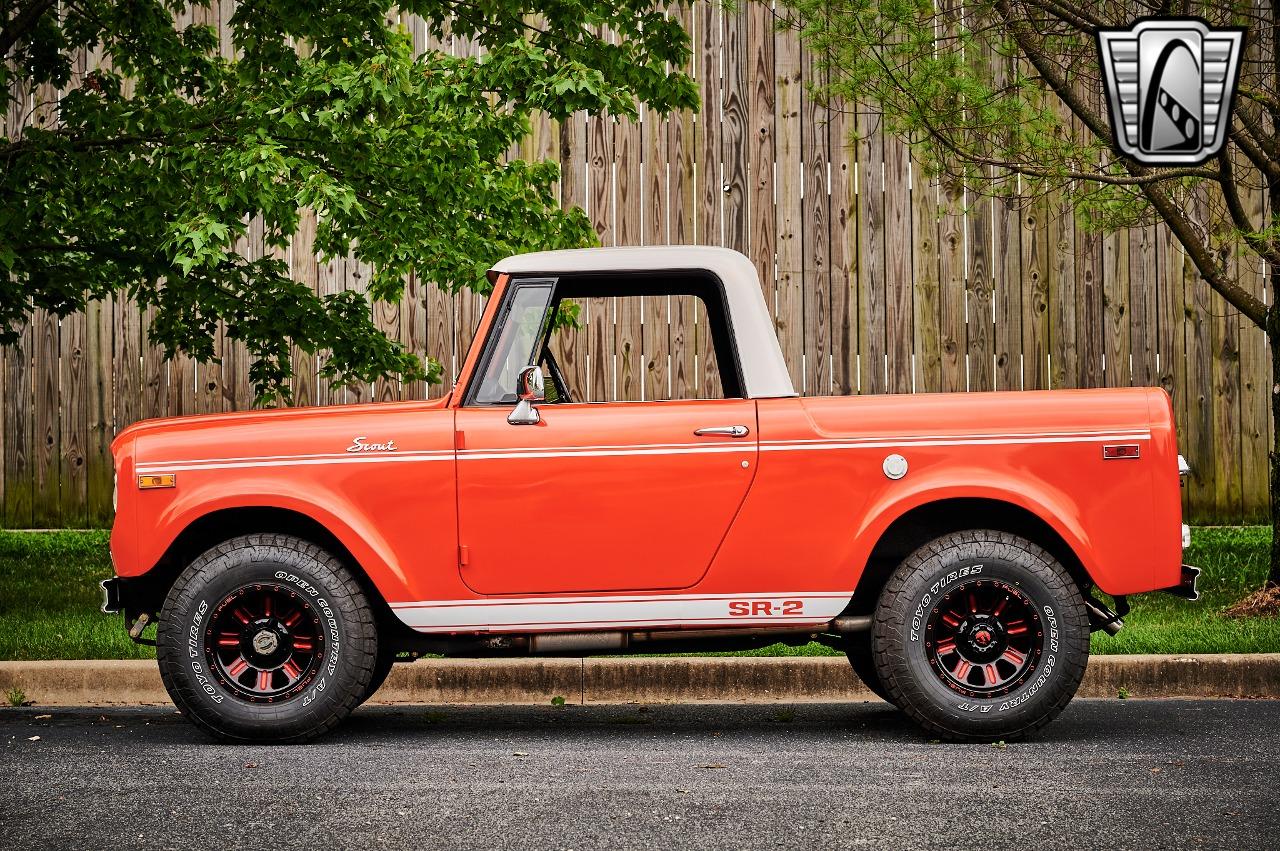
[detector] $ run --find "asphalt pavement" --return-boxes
[1,699,1277,850]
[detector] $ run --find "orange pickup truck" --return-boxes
[103,246,1198,743]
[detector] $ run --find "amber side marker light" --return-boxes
[137,473,176,489]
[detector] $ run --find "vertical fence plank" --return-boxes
[858,113,887,395]
[85,295,113,525]
[668,6,697,400]
[59,304,88,526]
[992,193,1021,391]
[1160,225,1192,518]
[426,274,455,399]
[642,104,669,401]
[32,308,59,527]
[884,136,913,394]
[372,283,401,403]
[829,99,856,396]
[1209,209,1242,521]
[1103,230,1131,388]
[1237,159,1269,520]
[801,45,831,396]
[1020,198,1050,390]
[966,189,995,392]
[291,212,319,407]
[1183,190,1216,516]
[747,0,776,325]
[774,23,803,392]
[696,2,723,398]
[1076,228,1105,390]
[938,177,966,393]
[1129,224,1157,388]
[401,271,426,402]
[4,322,33,527]
[1047,197,1077,389]
[721,6,748,257]
[587,105,614,401]
[912,167,941,394]
[314,257,341,407]
[555,111,588,401]
[616,118,643,401]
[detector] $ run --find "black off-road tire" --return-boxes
[361,647,397,704]
[844,634,895,704]
[872,530,1090,742]
[156,534,378,743]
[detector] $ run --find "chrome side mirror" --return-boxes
[507,365,544,425]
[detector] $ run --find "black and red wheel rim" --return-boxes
[923,578,1044,698]
[204,583,326,704]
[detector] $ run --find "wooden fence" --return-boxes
[0,3,1272,527]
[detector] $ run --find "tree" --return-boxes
[1,0,696,400]
[784,0,1280,590]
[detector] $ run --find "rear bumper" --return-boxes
[1161,564,1201,602]
[100,577,122,614]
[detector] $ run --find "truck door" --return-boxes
[453,274,758,595]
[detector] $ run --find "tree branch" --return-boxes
[992,0,1114,145]
[0,0,57,58]
[1220,150,1280,271]
[1137,174,1269,329]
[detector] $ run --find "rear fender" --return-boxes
[850,466,1113,592]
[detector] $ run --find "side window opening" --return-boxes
[544,294,729,403]
[469,271,742,406]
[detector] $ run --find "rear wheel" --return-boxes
[844,634,894,704]
[156,534,378,743]
[872,530,1089,741]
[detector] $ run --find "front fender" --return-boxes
[122,476,415,603]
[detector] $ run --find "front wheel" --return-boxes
[156,534,378,743]
[872,530,1089,741]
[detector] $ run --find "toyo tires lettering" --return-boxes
[187,600,223,703]
[910,564,983,641]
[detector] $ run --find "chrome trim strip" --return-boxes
[137,430,1153,472]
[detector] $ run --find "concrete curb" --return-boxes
[2,654,1277,707]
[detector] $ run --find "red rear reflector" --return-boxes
[1103,444,1140,460]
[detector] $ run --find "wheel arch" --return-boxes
[847,496,1093,614]
[122,506,411,643]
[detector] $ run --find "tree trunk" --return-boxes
[1270,317,1280,588]
[1271,149,1280,588]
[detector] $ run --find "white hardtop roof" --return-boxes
[492,246,797,399]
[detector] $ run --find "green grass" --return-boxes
[0,530,154,661]
[1090,526,1280,655]
[0,527,1276,660]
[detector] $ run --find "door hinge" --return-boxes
[459,545,470,566]
[455,430,466,451]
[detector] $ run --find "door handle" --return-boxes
[693,425,750,438]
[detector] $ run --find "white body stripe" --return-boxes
[388,592,851,633]
[135,429,1151,472]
